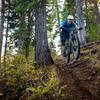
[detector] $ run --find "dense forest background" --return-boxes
[0,0,100,100]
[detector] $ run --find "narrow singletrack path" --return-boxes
[55,42,100,100]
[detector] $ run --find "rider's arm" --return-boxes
[59,25,63,31]
[59,21,66,30]
[76,26,83,30]
[72,22,81,29]
[76,26,80,29]
[59,25,63,29]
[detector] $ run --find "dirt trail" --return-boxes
[55,42,100,100]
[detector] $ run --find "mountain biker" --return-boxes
[60,15,82,57]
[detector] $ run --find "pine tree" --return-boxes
[0,1,2,59]
[35,0,54,66]
[4,0,10,63]
[0,0,4,62]
[8,0,35,58]
[75,0,86,45]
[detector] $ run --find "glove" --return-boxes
[79,27,83,30]
[59,27,62,29]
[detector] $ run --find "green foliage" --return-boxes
[0,52,36,99]
[87,24,100,42]
[61,0,75,20]
[0,50,66,99]
[25,68,67,100]
[26,72,57,96]
[46,0,58,49]
[7,0,35,58]
[27,46,34,63]
[84,6,100,42]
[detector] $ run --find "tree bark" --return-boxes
[0,0,3,64]
[1,0,5,47]
[25,11,31,59]
[35,0,54,67]
[4,16,9,65]
[84,0,88,8]
[92,0,100,24]
[75,0,86,45]
[18,12,25,53]
[4,0,10,64]
[55,0,60,27]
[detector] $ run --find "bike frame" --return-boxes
[61,27,81,63]
[69,31,78,59]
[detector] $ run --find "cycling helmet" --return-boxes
[67,15,74,20]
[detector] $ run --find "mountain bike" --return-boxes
[61,27,82,64]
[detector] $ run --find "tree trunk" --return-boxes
[75,0,86,45]
[25,44,29,59]
[0,0,3,64]
[84,0,88,8]
[55,0,60,27]
[4,17,9,65]
[18,12,25,53]
[25,9,33,59]
[4,0,10,64]
[1,0,5,47]
[35,0,54,67]
[25,13,30,59]
[92,0,100,24]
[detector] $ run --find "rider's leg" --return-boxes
[62,45,66,56]
[67,33,70,48]
[62,45,65,51]
[66,32,70,54]
[60,30,67,57]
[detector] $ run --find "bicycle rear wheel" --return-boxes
[64,53,70,64]
[64,40,70,64]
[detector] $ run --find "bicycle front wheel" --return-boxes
[71,33,80,60]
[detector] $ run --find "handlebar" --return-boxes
[60,27,83,31]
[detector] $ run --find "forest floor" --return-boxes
[1,42,100,100]
[54,42,100,100]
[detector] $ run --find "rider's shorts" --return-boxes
[60,30,69,46]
